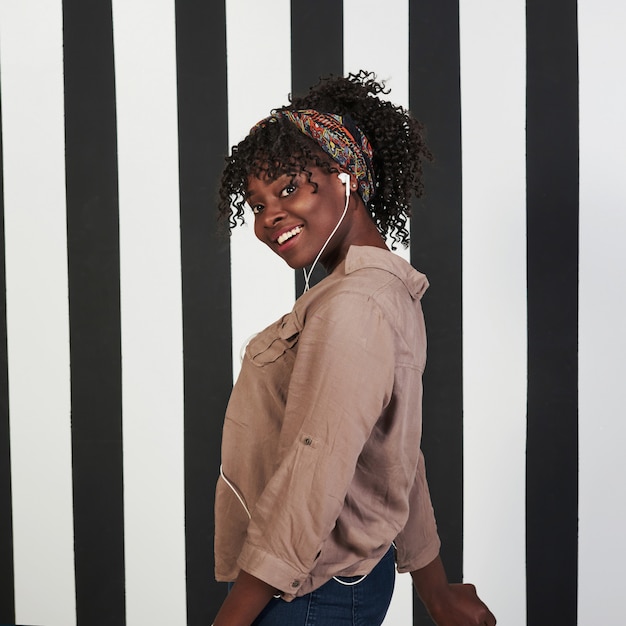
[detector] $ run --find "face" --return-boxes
[246,166,356,271]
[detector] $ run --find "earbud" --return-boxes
[338,172,351,198]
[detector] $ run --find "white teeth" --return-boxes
[277,226,302,245]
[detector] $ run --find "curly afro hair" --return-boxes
[218,70,431,248]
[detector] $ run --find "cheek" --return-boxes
[253,216,264,241]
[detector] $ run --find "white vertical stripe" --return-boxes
[226,0,294,381]
[459,2,527,624]
[344,2,413,622]
[344,0,411,266]
[111,2,186,624]
[0,2,76,625]
[343,0,409,108]
[578,2,626,623]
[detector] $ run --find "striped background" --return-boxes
[0,1,624,625]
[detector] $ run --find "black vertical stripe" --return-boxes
[175,1,232,623]
[291,0,343,296]
[0,70,16,626]
[63,2,126,625]
[290,0,343,98]
[409,2,463,623]
[526,2,579,624]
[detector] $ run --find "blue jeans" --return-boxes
[250,545,395,625]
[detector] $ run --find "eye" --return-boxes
[280,183,296,198]
[250,204,264,215]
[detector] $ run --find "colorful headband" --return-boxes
[252,109,375,205]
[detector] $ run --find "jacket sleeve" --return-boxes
[394,449,441,573]
[236,292,396,594]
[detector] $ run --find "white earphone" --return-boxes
[338,172,351,197]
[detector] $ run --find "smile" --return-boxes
[276,226,303,245]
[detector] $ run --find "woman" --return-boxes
[213,71,495,626]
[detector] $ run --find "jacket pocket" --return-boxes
[246,313,301,366]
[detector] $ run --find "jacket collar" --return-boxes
[343,245,429,300]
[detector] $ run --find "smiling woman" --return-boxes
[212,71,496,626]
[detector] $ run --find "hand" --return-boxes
[426,582,496,626]
[411,556,495,626]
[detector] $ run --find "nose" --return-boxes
[261,199,287,228]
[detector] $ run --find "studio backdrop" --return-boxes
[0,1,624,625]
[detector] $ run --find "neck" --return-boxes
[321,223,388,274]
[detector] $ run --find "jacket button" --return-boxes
[291,580,300,588]
[304,437,312,446]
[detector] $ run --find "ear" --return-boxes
[337,172,350,186]
[337,171,358,190]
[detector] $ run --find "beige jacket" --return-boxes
[215,245,440,599]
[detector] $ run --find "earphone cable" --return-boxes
[303,181,351,292]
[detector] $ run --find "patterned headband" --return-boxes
[252,109,375,205]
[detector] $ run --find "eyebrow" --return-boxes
[244,172,296,200]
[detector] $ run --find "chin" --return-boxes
[273,250,313,270]
[283,259,308,270]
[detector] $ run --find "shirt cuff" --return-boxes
[237,541,309,598]
[395,535,441,574]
